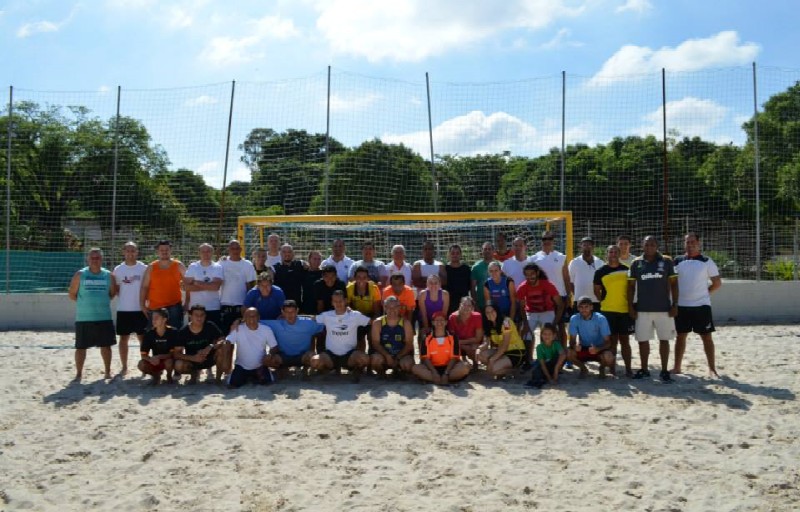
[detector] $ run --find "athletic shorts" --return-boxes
[325,349,355,369]
[276,353,306,368]
[116,311,147,336]
[182,348,217,371]
[229,365,275,388]
[220,305,242,336]
[526,311,555,332]
[575,346,606,362]
[601,311,634,336]
[142,358,168,373]
[504,349,526,368]
[635,312,676,342]
[675,305,715,335]
[75,320,117,349]
[204,310,222,331]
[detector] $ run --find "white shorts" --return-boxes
[526,311,555,332]
[635,312,676,341]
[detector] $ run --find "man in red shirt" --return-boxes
[516,263,564,365]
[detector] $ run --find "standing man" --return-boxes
[219,239,257,335]
[68,248,118,381]
[113,241,147,376]
[266,233,282,267]
[251,247,271,275]
[386,244,413,286]
[140,240,186,330]
[471,241,495,311]
[411,240,443,290]
[617,235,635,267]
[322,238,354,283]
[593,245,634,377]
[627,236,679,382]
[183,243,224,328]
[348,241,388,287]
[493,233,514,262]
[673,232,722,377]
[568,236,604,311]
[530,230,571,343]
[301,251,324,315]
[272,243,308,306]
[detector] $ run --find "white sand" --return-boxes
[0,325,798,511]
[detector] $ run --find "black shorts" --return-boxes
[277,353,306,368]
[204,310,222,331]
[229,365,274,388]
[75,320,117,349]
[325,349,355,369]
[187,349,217,370]
[220,305,242,336]
[505,349,526,368]
[601,311,635,336]
[676,305,715,335]
[116,311,147,335]
[559,296,572,323]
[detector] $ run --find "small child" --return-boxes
[525,323,566,388]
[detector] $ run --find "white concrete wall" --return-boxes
[1,281,798,331]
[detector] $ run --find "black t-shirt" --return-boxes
[141,327,178,356]
[313,278,347,313]
[301,269,324,314]
[273,260,307,304]
[177,322,222,355]
[444,264,472,313]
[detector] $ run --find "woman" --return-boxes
[417,274,450,346]
[412,311,470,384]
[478,302,526,378]
[483,261,516,320]
[443,244,471,315]
[447,296,484,370]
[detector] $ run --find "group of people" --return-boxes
[68,229,722,388]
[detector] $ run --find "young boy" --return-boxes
[526,323,566,388]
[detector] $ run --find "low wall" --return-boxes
[1,281,798,331]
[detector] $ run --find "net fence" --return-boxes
[2,65,799,291]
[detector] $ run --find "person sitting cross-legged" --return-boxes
[412,311,470,385]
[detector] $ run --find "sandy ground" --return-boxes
[0,325,798,512]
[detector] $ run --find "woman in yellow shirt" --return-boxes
[477,302,526,379]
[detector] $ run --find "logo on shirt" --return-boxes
[640,272,664,281]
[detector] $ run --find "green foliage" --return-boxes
[764,259,797,281]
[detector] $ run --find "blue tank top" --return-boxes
[380,318,406,355]
[76,267,113,322]
[423,289,444,322]
[484,276,511,316]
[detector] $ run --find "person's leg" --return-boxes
[567,348,587,377]
[487,356,512,377]
[75,349,87,381]
[448,361,470,382]
[228,365,248,388]
[599,350,615,378]
[347,351,369,382]
[528,361,545,386]
[619,334,632,376]
[370,353,386,375]
[411,364,438,383]
[700,333,718,377]
[100,346,113,379]
[673,333,688,374]
[398,355,415,373]
[658,340,670,380]
[118,334,130,375]
[638,342,650,374]
[310,352,333,372]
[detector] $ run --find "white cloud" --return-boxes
[164,5,193,29]
[590,31,760,85]
[197,161,220,174]
[635,96,742,143]
[541,28,582,49]
[314,0,585,63]
[328,93,382,113]
[17,5,81,38]
[199,15,299,66]
[185,95,219,107]
[616,0,652,14]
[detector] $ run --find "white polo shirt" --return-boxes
[530,250,568,296]
[674,254,720,307]
[568,256,605,302]
[322,255,354,283]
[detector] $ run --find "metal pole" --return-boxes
[217,80,236,254]
[110,86,121,260]
[752,62,761,281]
[560,70,566,211]
[794,219,798,281]
[5,86,12,294]
[661,68,670,249]
[325,65,331,215]
[425,72,437,212]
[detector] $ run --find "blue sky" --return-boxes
[2,0,799,187]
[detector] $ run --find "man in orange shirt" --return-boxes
[140,240,187,329]
[381,273,416,322]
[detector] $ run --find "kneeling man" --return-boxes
[567,296,615,378]
[138,308,177,385]
[312,290,371,381]
[370,296,415,376]
[262,300,324,372]
[174,305,232,384]
[226,307,278,388]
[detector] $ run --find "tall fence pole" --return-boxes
[110,86,121,260]
[217,80,236,254]
[325,65,331,216]
[425,72,437,212]
[560,70,566,211]
[5,86,12,294]
[661,68,670,250]
[752,62,761,281]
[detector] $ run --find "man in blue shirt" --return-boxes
[567,296,615,378]
[262,300,323,372]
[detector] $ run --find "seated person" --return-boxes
[243,271,286,320]
[173,304,232,384]
[567,296,615,378]
[311,291,371,381]
[226,307,278,388]
[447,296,484,370]
[369,296,415,377]
[262,300,324,371]
[417,274,450,349]
[477,302,527,378]
[382,273,416,321]
[138,308,177,385]
[412,311,470,385]
[526,323,566,388]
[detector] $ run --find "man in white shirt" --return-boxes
[348,241,388,287]
[311,290,371,380]
[266,233,282,267]
[183,243,224,328]
[225,307,278,387]
[568,236,605,310]
[412,240,443,289]
[219,239,257,336]
[112,241,148,375]
[322,238,354,283]
[500,237,531,292]
[672,232,722,377]
[386,244,413,285]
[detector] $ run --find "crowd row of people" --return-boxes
[68,229,722,387]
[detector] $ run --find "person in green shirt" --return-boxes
[525,323,565,388]
[470,241,495,310]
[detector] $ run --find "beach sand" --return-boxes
[0,325,798,511]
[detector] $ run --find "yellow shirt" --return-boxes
[487,318,525,352]
[346,281,380,316]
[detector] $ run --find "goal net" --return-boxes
[238,212,573,264]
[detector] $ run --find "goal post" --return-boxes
[237,212,573,264]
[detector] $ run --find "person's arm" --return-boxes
[438,265,448,288]
[372,285,383,316]
[538,349,553,382]
[489,327,511,365]
[68,271,81,301]
[552,294,564,324]
[483,283,491,309]
[553,348,566,382]
[593,284,604,304]
[562,259,571,300]
[411,263,424,289]
[398,319,415,359]
[627,280,637,319]
[567,261,576,297]
[369,318,389,357]
[441,290,450,319]
[418,290,430,329]
[669,276,679,318]
[709,276,722,294]
[108,273,118,299]
[507,280,517,323]
[139,265,152,315]
[317,298,326,314]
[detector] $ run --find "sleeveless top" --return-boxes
[76,267,113,322]
[148,260,182,309]
[423,289,444,322]
[379,317,406,355]
[484,276,512,316]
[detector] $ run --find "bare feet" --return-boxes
[670,367,682,375]
[104,372,113,380]
[120,367,128,377]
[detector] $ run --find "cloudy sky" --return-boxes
[2,0,798,186]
